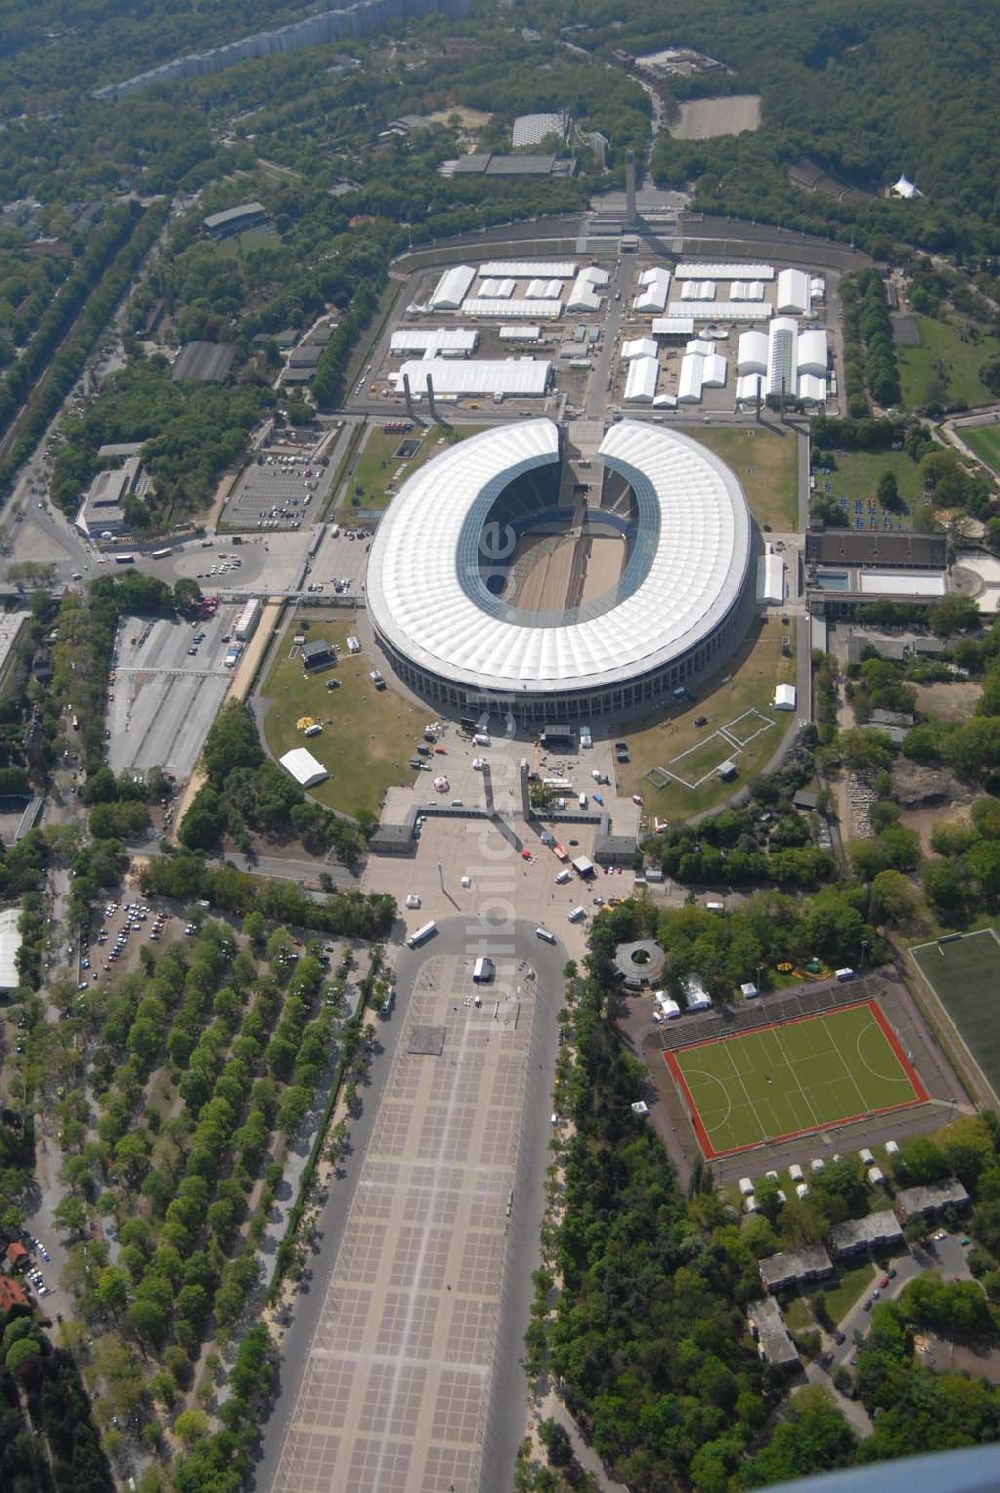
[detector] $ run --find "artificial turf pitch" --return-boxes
[911,929,1000,1095]
[665,1000,927,1158]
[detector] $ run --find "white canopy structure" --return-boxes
[624,355,659,402]
[478,260,576,279]
[390,328,478,357]
[736,372,764,403]
[676,261,775,280]
[667,301,770,322]
[479,277,516,298]
[729,280,766,301]
[737,329,768,375]
[776,268,811,315]
[280,748,329,788]
[525,277,563,300]
[429,264,476,310]
[390,358,553,398]
[796,328,828,376]
[759,548,785,604]
[890,174,921,199]
[701,353,728,387]
[365,419,754,710]
[680,279,717,301]
[566,271,602,312]
[767,317,798,399]
[498,324,541,341]
[634,268,671,315]
[774,683,797,710]
[462,297,563,319]
[651,316,695,339]
[622,336,658,360]
[797,373,828,405]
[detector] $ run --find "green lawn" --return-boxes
[816,448,924,521]
[961,423,1000,477]
[260,619,433,820]
[340,422,489,517]
[684,424,799,531]
[898,316,1000,410]
[783,1297,815,1332]
[665,1002,925,1158]
[619,623,796,821]
[910,929,1000,1093]
[821,1263,875,1325]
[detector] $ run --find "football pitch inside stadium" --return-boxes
[665,1000,927,1158]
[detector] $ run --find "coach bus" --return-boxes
[151,548,171,560]
[114,553,135,565]
[406,921,437,949]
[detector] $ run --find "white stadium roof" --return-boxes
[667,300,771,322]
[624,355,659,402]
[478,260,576,279]
[676,262,775,280]
[462,298,563,319]
[280,748,329,788]
[390,328,478,356]
[366,419,752,695]
[390,358,552,397]
[429,264,476,310]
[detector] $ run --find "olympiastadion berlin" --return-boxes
[366,419,759,723]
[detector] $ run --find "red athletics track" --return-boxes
[663,999,929,1160]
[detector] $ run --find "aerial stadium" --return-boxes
[365,419,758,723]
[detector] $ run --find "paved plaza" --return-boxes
[270,946,548,1492]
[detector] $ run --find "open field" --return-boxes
[910,930,1000,1096]
[670,95,761,139]
[619,624,795,819]
[341,422,488,515]
[684,424,798,530]
[665,1000,927,1158]
[898,316,1000,410]
[818,448,924,515]
[962,423,1000,476]
[260,618,433,819]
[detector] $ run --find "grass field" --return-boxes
[910,929,1000,1095]
[818,448,924,517]
[619,623,795,819]
[666,1001,927,1158]
[683,424,798,531]
[961,423,1000,477]
[897,316,1000,410]
[340,422,488,516]
[260,618,433,819]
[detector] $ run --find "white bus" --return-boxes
[406,921,437,949]
[151,548,171,560]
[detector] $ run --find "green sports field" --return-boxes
[911,930,1000,1095]
[665,1001,926,1158]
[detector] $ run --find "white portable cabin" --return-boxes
[682,974,712,1011]
[774,683,796,710]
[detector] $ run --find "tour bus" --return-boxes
[406,921,438,949]
[473,957,494,984]
[151,548,171,560]
[114,553,135,565]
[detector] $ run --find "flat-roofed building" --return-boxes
[895,1180,970,1222]
[805,531,948,571]
[759,1245,833,1294]
[830,1213,905,1259]
[203,201,267,239]
[747,1297,799,1370]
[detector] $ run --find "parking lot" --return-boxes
[106,606,241,779]
[221,453,335,531]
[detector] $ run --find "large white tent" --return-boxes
[428,264,476,310]
[462,297,563,319]
[622,336,658,360]
[280,748,329,788]
[478,260,576,278]
[390,328,479,357]
[796,328,828,376]
[776,268,811,315]
[479,277,516,298]
[624,355,659,402]
[390,358,553,398]
[737,329,768,375]
[667,301,770,323]
[676,262,775,280]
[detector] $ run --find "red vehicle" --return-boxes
[553,844,569,863]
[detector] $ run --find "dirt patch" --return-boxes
[900,801,970,854]
[428,106,493,128]
[670,95,761,139]
[892,759,975,810]
[912,680,982,721]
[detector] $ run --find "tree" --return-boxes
[127,1298,168,1350]
[979,354,1000,397]
[173,1408,210,1445]
[870,869,921,927]
[928,594,980,636]
[95,1264,130,1317]
[53,1193,89,1238]
[173,577,203,613]
[876,469,904,513]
